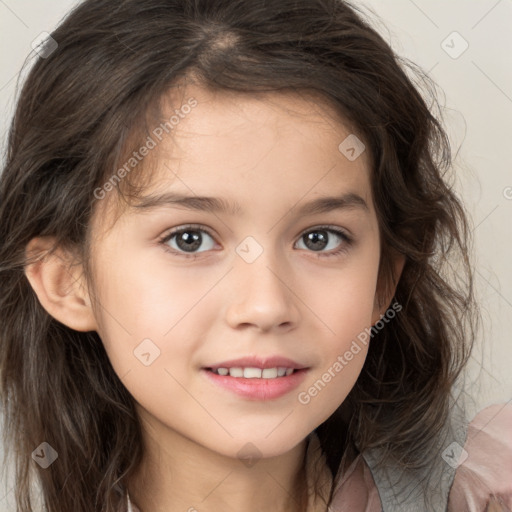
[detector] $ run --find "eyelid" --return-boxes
[159,223,217,243]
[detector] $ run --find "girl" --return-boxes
[1,0,510,511]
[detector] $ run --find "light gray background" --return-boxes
[1,1,511,509]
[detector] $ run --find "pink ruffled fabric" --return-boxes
[448,403,512,511]
[328,454,381,511]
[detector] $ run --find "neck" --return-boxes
[126,412,311,512]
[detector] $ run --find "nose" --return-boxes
[224,250,300,333]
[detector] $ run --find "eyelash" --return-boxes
[157,224,353,260]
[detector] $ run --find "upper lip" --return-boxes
[204,356,309,371]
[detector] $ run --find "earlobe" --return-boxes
[24,237,98,332]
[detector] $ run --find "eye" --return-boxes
[159,225,216,257]
[294,226,352,257]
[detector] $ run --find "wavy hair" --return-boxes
[0,0,478,510]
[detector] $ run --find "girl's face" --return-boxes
[88,86,392,460]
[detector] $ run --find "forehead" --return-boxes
[158,84,365,163]
[92,85,373,234]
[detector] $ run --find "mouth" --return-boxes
[203,367,303,378]
[200,366,310,400]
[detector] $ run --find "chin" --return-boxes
[225,435,306,461]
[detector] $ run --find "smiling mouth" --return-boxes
[204,367,303,378]
[201,366,309,400]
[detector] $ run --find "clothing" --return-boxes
[124,402,512,512]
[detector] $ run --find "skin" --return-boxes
[25,85,404,512]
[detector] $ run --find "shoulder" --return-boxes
[448,401,512,511]
[328,401,512,512]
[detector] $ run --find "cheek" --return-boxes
[90,249,215,378]
[92,243,190,333]
[299,249,379,408]
[313,249,380,341]
[297,279,375,423]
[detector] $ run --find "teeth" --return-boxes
[244,367,262,378]
[212,367,296,378]
[230,367,244,378]
[262,368,277,378]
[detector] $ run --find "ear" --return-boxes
[371,249,406,325]
[24,236,98,332]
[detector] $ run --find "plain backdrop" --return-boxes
[1,0,511,509]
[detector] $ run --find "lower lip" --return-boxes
[201,368,309,401]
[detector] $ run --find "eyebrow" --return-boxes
[131,191,369,216]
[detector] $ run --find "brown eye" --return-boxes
[295,227,351,257]
[160,226,216,256]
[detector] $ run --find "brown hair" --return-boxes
[0,0,478,511]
